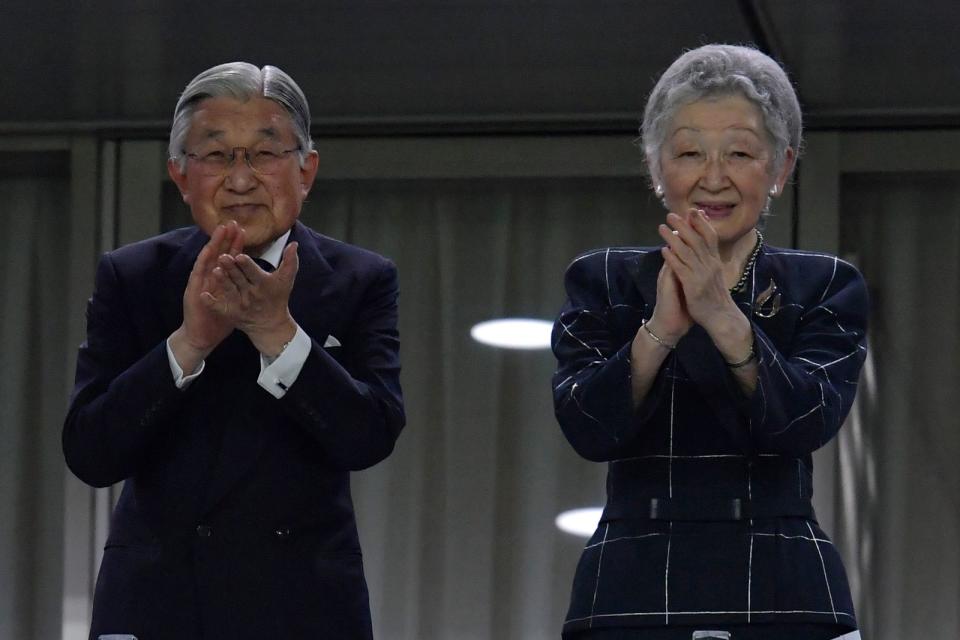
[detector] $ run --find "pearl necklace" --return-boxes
[729,230,763,294]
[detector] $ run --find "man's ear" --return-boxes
[167,158,191,204]
[299,150,320,198]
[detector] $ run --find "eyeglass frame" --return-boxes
[181,145,304,176]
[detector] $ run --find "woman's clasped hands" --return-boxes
[646,208,747,346]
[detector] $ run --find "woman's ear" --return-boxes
[772,147,797,196]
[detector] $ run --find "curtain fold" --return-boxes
[301,177,661,639]
[0,173,70,640]
[16,160,958,640]
[839,171,960,640]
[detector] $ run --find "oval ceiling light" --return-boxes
[555,507,603,537]
[470,318,553,350]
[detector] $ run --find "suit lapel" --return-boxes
[286,222,337,337]
[160,228,207,335]
[161,222,337,339]
[624,250,661,308]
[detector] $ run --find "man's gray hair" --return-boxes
[641,44,802,186]
[168,62,314,172]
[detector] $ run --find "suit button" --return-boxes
[196,525,212,537]
[274,528,292,539]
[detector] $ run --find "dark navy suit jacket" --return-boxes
[64,221,404,639]
[552,245,867,635]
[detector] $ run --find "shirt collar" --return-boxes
[254,229,292,269]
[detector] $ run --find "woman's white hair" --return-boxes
[168,62,314,171]
[641,44,802,187]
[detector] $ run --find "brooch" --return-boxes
[753,278,782,318]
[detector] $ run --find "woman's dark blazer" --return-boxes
[63,222,405,640]
[552,244,868,635]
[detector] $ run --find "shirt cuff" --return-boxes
[166,337,205,389]
[257,324,311,399]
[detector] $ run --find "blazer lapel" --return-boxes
[624,250,661,308]
[286,222,337,337]
[161,222,337,341]
[159,228,207,335]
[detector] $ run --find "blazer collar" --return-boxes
[160,228,208,334]
[624,248,662,308]
[742,246,783,320]
[160,221,335,328]
[287,221,335,326]
[625,244,778,319]
[288,220,333,276]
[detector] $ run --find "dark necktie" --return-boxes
[253,258,275,273]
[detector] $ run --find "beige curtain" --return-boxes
[0,164,70,640]
[8,149,958,640]
[298,177,660,638]
[837,171,960,639]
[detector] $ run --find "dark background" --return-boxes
[2,3,959,639]
[3,0,958,134]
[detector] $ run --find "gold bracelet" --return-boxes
[725,347,756,368]
[642,321,676,350]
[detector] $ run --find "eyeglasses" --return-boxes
[183,146,301,176]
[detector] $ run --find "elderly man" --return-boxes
[63,62,405,639]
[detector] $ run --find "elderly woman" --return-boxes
[552,45,866,640]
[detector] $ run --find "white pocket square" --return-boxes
[323,335,342,348]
